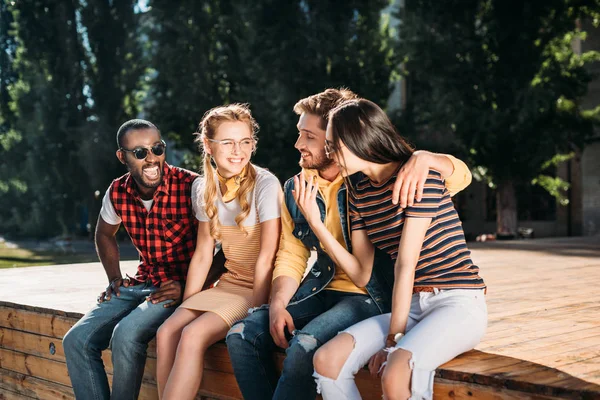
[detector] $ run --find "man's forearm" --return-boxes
[95,234,122,282]
[270,276,300,308]
[418,151,455,178]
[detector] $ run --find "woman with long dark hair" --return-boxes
[293,98,487,400]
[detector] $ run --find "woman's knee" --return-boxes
[381,349,412,400]
[178,324,209,352]
[156,318,179,347]
[313,333,355,380]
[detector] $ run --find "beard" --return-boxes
[298,152,335,171]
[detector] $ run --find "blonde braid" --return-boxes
[234,163,258,236]
[202,155,222,240]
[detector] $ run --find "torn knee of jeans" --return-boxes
[396,352,435,400]
[292,331,318,352]
[247,304,269,314]
[381,347,413,376]
[226,322,245,340]
[312,370,332,394]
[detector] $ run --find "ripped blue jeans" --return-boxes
[226,290,381,400]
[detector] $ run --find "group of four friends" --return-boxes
[62,88,487,400]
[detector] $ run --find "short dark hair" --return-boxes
[293,88,358,130]
[116,119,159,148]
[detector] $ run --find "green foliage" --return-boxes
[1,0,397,237]
[2,0,90,237]
[145,0,397,180]
[395,0,600,231]
[532,175,570,206]
[1,0,144,238]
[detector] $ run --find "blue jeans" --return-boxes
[63,281,175,400]
[226,290,381,400]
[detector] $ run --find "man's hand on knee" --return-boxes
[147,280,182,308]
[98,277,129,303]
[269,302,295,349]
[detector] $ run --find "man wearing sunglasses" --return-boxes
[63,119,224,400]
[227,89,473,400]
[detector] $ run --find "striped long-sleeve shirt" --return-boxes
[349,169,485,291]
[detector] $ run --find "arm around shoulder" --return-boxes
[443,155,472,196]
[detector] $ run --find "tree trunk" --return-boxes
[496,181,517,237]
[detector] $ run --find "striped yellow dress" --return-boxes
[180,167,282,326]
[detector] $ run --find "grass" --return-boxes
[0,241,98,268]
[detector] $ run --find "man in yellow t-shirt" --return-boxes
[227,89,472,400]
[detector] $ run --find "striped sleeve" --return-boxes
[349,191,366,230]
[405,170,444,218]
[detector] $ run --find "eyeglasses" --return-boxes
[324,140,339,159]
[208,138,256,153]
[120,141,167,160]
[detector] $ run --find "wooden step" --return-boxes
[1,301,599,399]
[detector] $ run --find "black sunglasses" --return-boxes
[120,141,167,160]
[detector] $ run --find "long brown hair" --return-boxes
[195,103,259,240]
[329,98,413,165]
[328,99,414,191]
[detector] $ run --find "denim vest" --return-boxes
[284,173,394,314]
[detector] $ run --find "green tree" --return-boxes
[6,0,90,237]
[146,0,397,180]
[77,0,146,234]
[397,0,600,235]
[0,0,26,234]
[3,0,145,237]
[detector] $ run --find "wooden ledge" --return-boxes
[1,302,600,399]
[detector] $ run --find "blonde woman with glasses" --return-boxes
[155,104,282,400]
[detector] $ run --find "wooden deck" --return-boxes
[1,236,600,399]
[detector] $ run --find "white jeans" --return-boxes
[314,289,488,400]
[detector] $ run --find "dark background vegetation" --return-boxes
[1,0,599,238]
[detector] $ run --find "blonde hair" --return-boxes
[195,103,259,240]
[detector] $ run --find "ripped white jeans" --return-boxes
[313,289,487,400]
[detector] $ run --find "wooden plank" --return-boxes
[441,351,501,369]
[355,369,382,400]
[197,369,242,400]
[433,378,561,400]
[0,388,34,400]
[0,367,74,400]
[0,327,66,362]
[0,307,76,339]
[0,341,158,388]
[0,348,71,387]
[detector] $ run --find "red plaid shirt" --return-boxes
[109,163,199,286]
